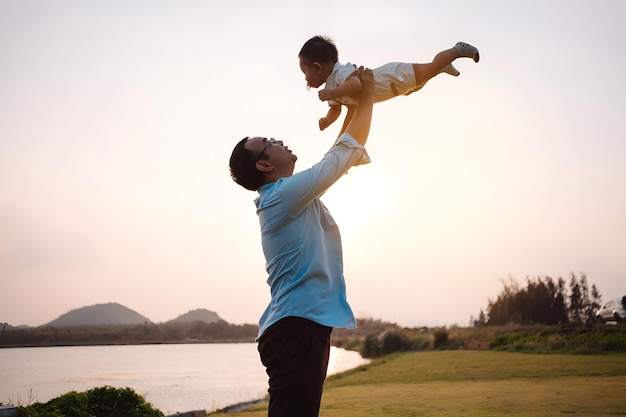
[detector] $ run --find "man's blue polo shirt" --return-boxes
[254,133,370,339]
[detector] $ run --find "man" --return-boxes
[228,67,374,417]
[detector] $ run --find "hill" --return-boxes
[44,303,152,327]
[166,308,222,324]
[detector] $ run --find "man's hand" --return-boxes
[318,88,334,102]
[355,66,374,103]
[343,67,374,146]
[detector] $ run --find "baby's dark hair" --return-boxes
[298,35,338,64]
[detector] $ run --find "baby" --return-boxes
[298,35,479,134]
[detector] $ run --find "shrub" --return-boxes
[409,334,430,351]
[17,386,163,417]
[361,334,382,358]
[381,330,411,355]
[19,390,89,417]
[432,328,449,349]
[598,332,626,351]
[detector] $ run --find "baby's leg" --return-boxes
[412,42,479,86]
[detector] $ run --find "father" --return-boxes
[228,66,374,417]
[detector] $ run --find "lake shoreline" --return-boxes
[164,397,265,416]
[2,344,369,415]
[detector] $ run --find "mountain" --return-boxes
[44,303,152,327]
[166,308,222,324]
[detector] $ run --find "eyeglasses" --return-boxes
[255,138,277,162]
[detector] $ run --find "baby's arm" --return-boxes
[319,105,342,131]
[318,75,362,102]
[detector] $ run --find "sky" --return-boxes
[1,0,625,328]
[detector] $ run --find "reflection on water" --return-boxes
[0,343,369,414]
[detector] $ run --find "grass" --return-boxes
[217,351,626,416]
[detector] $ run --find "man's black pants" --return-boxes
[258,316,332,417]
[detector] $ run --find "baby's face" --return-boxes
[299,57,326,89]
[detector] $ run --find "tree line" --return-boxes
[0,320,258,347]
[474,273,603,326]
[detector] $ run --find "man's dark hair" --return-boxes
[229,137,266,191]
[298,35,338,64]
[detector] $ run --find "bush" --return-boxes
[361,334,382,358]
[486,325,626,354]
[360,330,416,358]
[409,334,430,351]
[598,332,626,351]
[17,386,163,417]
[340,322,626,357]
[432,328,449,349]
[381,330,411,355]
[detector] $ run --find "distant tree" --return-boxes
[478,310,486,326]
[471,310,486,327]
[569,274,583,324]
[0,321,258,347]
[547,277,569,324]
[484,274,599,326]
[578,273,602,325]
[487,276,520,325]
[579,273,591,324]
[590,284,602,321]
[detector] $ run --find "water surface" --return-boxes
[0,343,369,414]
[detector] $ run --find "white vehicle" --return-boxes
[595,297,626,323]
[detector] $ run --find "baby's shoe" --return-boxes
[455,42,480,62]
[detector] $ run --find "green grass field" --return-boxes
[225,351,626,416]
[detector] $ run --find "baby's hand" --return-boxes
[318,88,333,102]
[319,117,331,131]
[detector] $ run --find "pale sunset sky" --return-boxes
[1,0,624,328]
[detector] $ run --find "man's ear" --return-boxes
[255,159,273,173]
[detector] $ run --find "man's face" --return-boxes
[246,137,297,175]
[299,57,326,89]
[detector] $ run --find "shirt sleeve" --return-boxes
[279,133,370,216]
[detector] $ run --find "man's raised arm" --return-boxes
[343,66,375,146]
